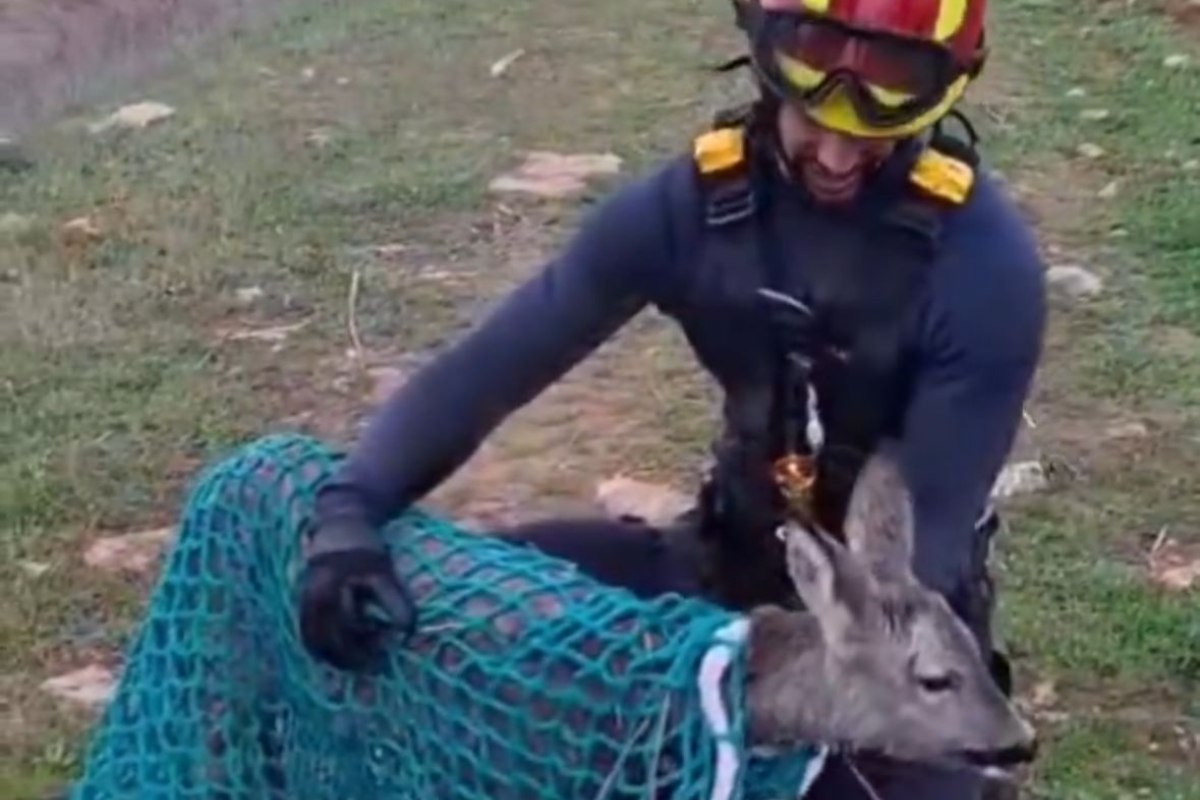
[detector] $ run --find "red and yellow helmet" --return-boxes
[734,0,988,138]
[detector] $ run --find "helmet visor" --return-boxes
[753,11,964,128]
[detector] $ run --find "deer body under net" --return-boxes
[68,433,826,800]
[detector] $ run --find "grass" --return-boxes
[0,0,1198,795]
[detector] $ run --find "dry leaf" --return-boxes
[489,151,622,198]
[490,48,526,77]
[1097,180,1120,199]
[1080,108,1110,121]
[595,476,692,528]
[40,664,118,709]
[84,528,174,573]
[89,101,175,133]
[1076,143,1105,159]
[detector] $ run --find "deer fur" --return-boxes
[740,447,1037,769]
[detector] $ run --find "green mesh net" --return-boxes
[68,433,826,800]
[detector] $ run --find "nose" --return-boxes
[996,716,1039,766]
[809,128,862,175]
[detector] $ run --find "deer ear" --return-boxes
[843,444,916,585]
[782,522,871,644]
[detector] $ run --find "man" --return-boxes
[298,0,1046,795]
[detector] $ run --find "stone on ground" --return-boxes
[990,461,1048,499]
[1149,538,1200,592]
[40,664,118,709]
[595,476,692,527]
[489,151,622,198]
[83,527,175,574]
[89,101,176,134]
[1046,264,1104,300]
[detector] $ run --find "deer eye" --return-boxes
[916,672,960,693]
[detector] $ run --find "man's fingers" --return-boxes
[362,573,418,637]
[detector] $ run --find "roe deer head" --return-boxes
[744,446,1037,773]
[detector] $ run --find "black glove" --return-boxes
[298,520,418,671]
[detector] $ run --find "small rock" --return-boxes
[61,216,102,245]
[305,129,333,148]
[1149,540,1200,592]
[89,101,175,134]
[235,286,264,305]
[1097,180,1120,199]
[83,528,174,574]
[336,77,351,86]
[1105,420,1149,439]
[301,67,316,81]
[1080,108,1111,121]
[1046,264,1104,299]
[1163,54,1190,69]
[595,476,692,528]
[990,461,1048,499]
[1065,86,1087,98]
[1184,160,1199,172]
[18,560,51,577]
[370,243,407,257]
[0,211,35,237]
[489,151,622,198]
[222,320,310,343]
[1076,142,1105,159]
[1030,679,1059,709]
[490,48,526,78]
[368,365,408,405]
[40,664,118,709]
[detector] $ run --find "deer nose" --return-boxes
[960,720,1039,768]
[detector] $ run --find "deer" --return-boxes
[739,448,1037,784]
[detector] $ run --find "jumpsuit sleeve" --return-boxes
[896,176,1048,603]
[315,159,693,530]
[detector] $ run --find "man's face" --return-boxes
[777,102,901,207]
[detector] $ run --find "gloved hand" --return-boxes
[297,519,418,671]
